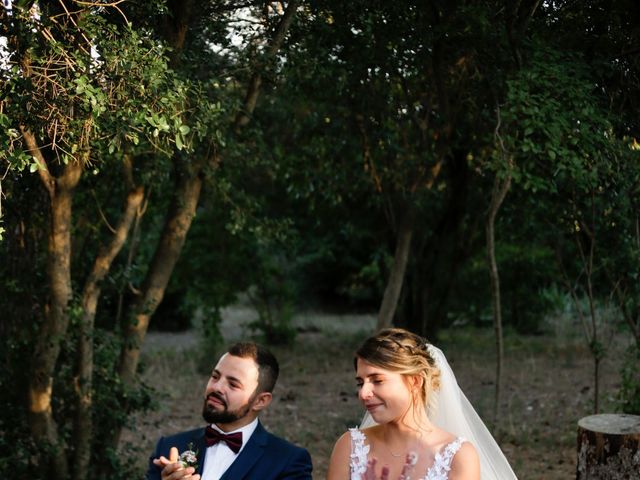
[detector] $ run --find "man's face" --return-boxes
[202,353,261,428]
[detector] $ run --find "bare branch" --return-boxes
[517,0,542,38]
[19,127,55,197]
[234,0,300,128]
[92,190,117,234]
[62,0,130,24]
[555,245,592,343]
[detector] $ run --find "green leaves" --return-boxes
[174,121,191,151]
[145,113,171,138]
[0,115,36,174]
[28,157,42,173]
[144,114,194,151]
[498,47,619,196]
[72,75,108,115]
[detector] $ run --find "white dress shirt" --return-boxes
[201,418,259,480]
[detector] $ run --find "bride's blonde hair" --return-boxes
[355,328,441,410]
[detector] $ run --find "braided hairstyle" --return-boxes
[355,328,441,408]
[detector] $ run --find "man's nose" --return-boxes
[208,378,225,394]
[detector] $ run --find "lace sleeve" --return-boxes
[349,428,370,480]
[425,437,466,480]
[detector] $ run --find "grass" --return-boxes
[123,308,630,479]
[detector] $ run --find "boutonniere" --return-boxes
[179,443,199,470]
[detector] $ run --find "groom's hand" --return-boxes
[158,462,199,480]
[153,446,179,469]
[153,447,200,480]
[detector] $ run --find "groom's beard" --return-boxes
[202,391,256,424]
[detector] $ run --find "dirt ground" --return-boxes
[122,306,627,479]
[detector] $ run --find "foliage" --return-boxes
[90,329,155,479]
[0,1,239,478]
[245,241,298,345]
[450,239,561,333]
[0,335,40,478]
[617,344,640,415]
[1,1,640,477]
[0,322,154,479]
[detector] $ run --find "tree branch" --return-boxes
[73,183,144,480]
[517,0,542,38]
[555,245,592,343]
[19,127,55,198]
[234,0,300,128]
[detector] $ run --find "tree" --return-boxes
[281,1,516,334]
[496,43,637,413]
[0,1,301,478]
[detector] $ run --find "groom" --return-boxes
[146,342,312,479]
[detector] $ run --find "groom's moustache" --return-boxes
[206,392,227,408]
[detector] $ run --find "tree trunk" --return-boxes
[118,165,202,387]
[105,0,302,460]
[162,0,194,63]
[576,413,640,479]
[94,162,202,469]
[486,171,511,421]
[377,207,416,330]
[577,191,602,414]
[72,185,144,480]
[23,128,83,480]
[407,150,471,339]
[115,0,302,381]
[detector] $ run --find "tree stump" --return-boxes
[576,413,640,479]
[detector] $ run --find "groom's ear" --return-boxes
[251,391,273,412]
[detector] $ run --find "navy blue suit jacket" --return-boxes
[145,421,312,480]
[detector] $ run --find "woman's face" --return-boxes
[355,357,414,424]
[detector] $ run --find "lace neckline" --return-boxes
[349,428,466,480]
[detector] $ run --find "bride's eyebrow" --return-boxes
[355,373,385,381]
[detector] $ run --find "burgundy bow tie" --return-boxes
[204,426,243,454]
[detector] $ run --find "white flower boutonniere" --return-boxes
[179,443,199,470]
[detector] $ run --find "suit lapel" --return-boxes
[193,429,208,476]
[219,422,268,480]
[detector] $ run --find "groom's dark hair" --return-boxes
[227,342,280,394]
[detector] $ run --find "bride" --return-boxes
[326,328,517,480]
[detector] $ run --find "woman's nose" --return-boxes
[359,383,372,401]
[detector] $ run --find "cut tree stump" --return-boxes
[576,413,640,479]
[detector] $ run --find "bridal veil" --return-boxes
[360,345,518,480]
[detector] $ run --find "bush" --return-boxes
[449,242,562,334]
[0,337,41,479]
[617,344,640,415]
[246,249,297,346]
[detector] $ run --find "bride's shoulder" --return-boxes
[449,440,480,478]
[334,425,375,444]
[331,425,376,452]
[332,430,352,449]
[327,427,369,480]
[431,426,458,446]
[331,427,360,452]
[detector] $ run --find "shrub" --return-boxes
[617,344,640,415]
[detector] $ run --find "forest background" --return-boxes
[0,1,639,479]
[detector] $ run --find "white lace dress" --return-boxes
[349,428,467,480]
